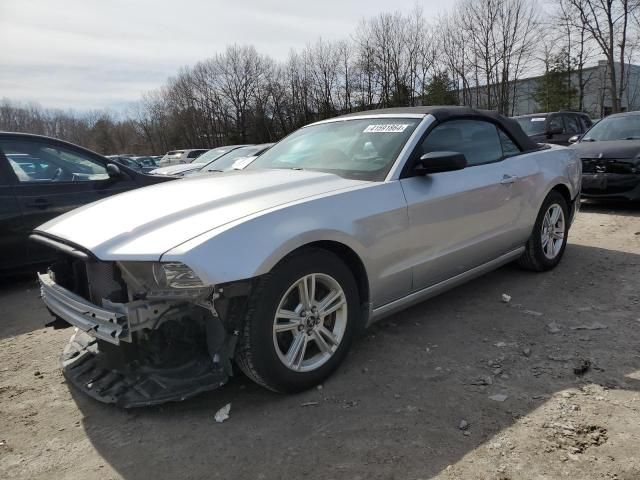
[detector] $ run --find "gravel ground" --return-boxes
[1,202,639,480]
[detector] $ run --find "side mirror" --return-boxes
[106,163,122,178]
[546,127,563,137]
[568,134,582,144]
[415,151,467,175]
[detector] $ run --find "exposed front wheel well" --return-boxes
[549,184,575,223]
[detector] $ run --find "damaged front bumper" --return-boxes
[38,270,236,407]
[38,272,129,344]
[60,329,227,408]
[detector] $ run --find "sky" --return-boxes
[0,0,446,112]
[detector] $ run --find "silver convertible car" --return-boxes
[34,107,580,407]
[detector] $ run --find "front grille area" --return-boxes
[50,253,128,307]
[50,253,90,300]
[581,158,637,174]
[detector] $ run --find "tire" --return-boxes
[235,247,360,393]
[517,190,569,272]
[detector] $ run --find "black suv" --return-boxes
[0,132,173,272]
[513,111,593,146]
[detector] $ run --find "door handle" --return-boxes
[26,198,51,209]
[500,174,518,185]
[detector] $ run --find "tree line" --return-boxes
[2,0,639,155]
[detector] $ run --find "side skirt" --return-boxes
[367,247,525,326]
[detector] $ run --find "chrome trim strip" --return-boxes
[368,247,525,324]
[38,272,127,344]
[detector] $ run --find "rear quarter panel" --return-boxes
[512,144,580,239]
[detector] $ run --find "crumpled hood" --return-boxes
[150,163,201,176]
[570,140,640,159]
[36,169,366,261]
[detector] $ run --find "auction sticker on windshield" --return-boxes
[364,124,410,133]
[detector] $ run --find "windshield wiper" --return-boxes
[621,137,640,140]
[581,138,596,142]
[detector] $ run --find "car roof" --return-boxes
[331,106,539,152]
[513,113,549,118]
[0,131,108,157]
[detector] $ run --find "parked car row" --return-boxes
[514,109,640,201]
[150,144,274,177]
[106,155,160,174]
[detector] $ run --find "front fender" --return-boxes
[161,181,410,307]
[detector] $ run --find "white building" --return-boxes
[462,61,640,118]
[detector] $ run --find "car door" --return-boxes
[0,136,138,265]
[545,114,569,145]
[0,157,27,271]
[563,114,582,145]
[399,119,527,290]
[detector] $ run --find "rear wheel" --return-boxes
[235,248,360,392]
[517,190,569,271]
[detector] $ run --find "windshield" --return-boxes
[192,147,237,164]
[515,116,547,136]
[202,145,267,171]
[582,115,640,141]
[246,118,421,180]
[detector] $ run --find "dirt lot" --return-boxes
[1,202,639,480]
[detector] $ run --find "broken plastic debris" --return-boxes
[300,401,319,407]
[573,359,591,376]
[547,322,562,334]
[501,294,511,303]
[214,403,231,423]
[489,393,509,402]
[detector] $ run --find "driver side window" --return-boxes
[0,139,108,183]
[419,119,504,167]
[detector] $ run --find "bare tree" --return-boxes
[567,0,640,112]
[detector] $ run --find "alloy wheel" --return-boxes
[541,203,565,259]
[272,273,348,372]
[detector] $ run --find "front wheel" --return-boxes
[235,248,360,392]
[517,191,569,271]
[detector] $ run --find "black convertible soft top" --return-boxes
[336,106,540,152]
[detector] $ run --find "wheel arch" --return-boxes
[272,240,371,314]
[549,183,572,207]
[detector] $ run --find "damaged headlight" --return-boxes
[118,261,209,297]
[152,262,205,289]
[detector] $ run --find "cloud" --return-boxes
[0,0,444,110]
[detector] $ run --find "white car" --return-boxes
[34,107,580,407]
[157,149,209,167]
[150,145,248,176]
